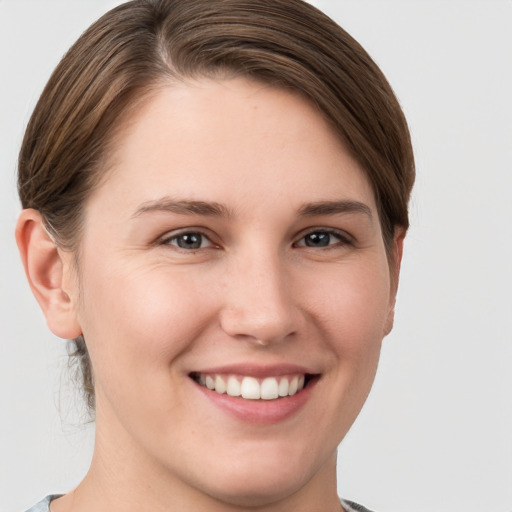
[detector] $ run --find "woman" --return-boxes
[15,0,414,511]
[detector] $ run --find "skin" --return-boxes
[17,77,403,512]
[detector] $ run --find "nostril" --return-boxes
[220,316,296,345]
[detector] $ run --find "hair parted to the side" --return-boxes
[18,0,415,414]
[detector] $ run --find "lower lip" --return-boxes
[193,378,317,425]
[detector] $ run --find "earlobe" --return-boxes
[384,227,406,336]
[15,209,82,339]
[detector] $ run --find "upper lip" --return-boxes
[190,363,319,378]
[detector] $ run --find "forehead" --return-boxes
[90,77,377,216]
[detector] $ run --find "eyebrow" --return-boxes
[297,200,373,221]
[132,198,233,219]
[132,197,373,221]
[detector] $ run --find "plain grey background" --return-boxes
[1,1,511,511]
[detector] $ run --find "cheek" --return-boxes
[305,259,392,356]
[77,260,214,392]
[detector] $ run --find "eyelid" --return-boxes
[158,227,218,248]
[294,227,354,247]
[155,226,353,250]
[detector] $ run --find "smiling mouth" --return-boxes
[190,373,316,400]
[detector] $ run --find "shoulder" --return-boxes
[341,498,376,512]
[24,495,63,512]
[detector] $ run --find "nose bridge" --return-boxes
[220,246,299,344]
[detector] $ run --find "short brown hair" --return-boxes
[18,0,415,413]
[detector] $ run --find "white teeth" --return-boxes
[196,373,308,400]
[289,376,299,395]
[226,376,241,397]
[278,378,289,397]
[260,377,279,400]
[215,375,226,394]
[205,375,215,390]
[241,376,260,399]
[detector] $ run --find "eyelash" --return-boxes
[160,230,215,251]
[159,228,352,252]
[293,228,353,249]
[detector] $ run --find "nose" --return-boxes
[219,253,302,346]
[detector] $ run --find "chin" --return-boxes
[206,470,309,508]
[193,443,328,508]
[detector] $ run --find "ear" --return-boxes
[15,209,82,339]
[383,227,406,336]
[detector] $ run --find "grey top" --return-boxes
[26,495,374,512]
[25,495,61,512]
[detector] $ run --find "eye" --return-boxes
[295,229,351,248]
[162,231,213,250]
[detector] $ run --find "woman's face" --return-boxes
[67,78,399,506]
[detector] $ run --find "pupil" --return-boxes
[178,233,201,249]
[306,232,329,247]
